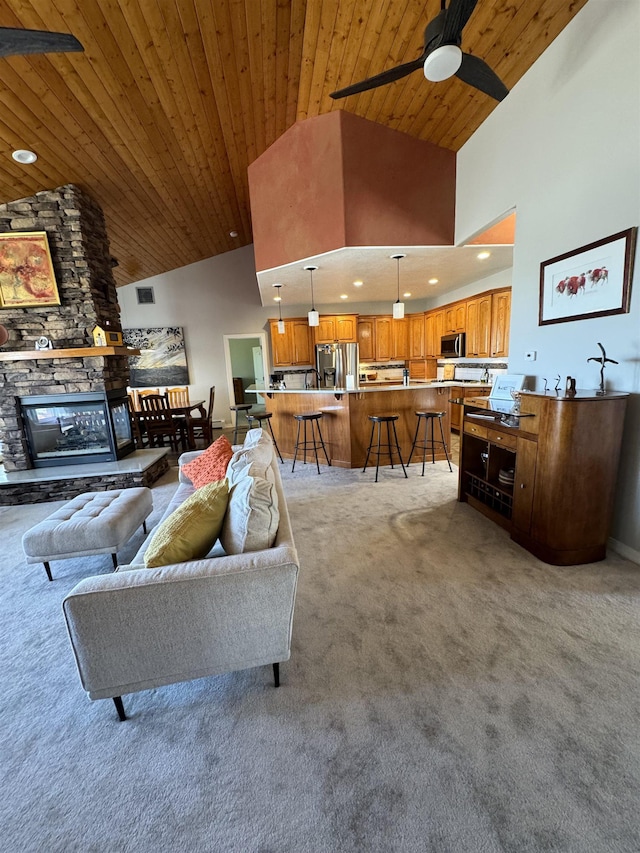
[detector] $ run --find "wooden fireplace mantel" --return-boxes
[0,346,140,362]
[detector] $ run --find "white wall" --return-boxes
[118,245,270,425]
[456,0,640,558]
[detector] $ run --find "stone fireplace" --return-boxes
[0,184,131,472]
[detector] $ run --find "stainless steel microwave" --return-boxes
[440,332,465,358]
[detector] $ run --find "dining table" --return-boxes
[131,400,206,451]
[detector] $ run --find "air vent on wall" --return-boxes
[136,287,155,305]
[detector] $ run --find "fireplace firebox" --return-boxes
[19,390,135,467]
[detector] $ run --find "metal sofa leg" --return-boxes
[273,662,280,688]
[113,696,127,721]
[43,561,53,582]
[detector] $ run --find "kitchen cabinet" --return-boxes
[449,386,491,431]
[269,318,314,366]
[314,314,358,343]
[490,289,511,357]
[375,317,393,360]
[372,317,409,361]
[392,317,409,360]
[408,359,437,381]
[458,390,628,565]
[357,317,375,361]
[444,302,466,334]
[465,294,492,357]
[408,313,425,359]
[425,309,444,357]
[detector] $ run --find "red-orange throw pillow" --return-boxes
[181,435,234,488]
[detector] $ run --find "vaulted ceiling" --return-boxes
[0,1,588,288]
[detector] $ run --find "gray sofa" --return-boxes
[63,430,299,721]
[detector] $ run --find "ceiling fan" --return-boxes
[0,26,83,59]
[330,0,508,102]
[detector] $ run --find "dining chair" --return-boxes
[137,388,160,406]
[139,393,187,452]
[185,386,215,448]
[166,387,190,408]
[127,389,140,412]
[125,396,146,447]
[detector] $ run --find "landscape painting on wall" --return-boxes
[123,327,190,387]
[0,232,60,308]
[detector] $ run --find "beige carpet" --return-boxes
[0,458,639,852]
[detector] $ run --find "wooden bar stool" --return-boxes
[229,403,253,444]
[363,414,408,482]
[292,412,331,474]
[407,410,452,474]
[246,411,284,463]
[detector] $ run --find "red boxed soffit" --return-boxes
[248,110,456,273]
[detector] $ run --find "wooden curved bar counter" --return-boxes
[261,386,455,468]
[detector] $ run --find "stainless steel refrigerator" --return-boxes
[315,343,359,388]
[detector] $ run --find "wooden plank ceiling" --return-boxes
[0,0,588,287]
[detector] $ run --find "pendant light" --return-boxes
[305,265,319,327]
[273,284,285,334]
[391,254,406,319]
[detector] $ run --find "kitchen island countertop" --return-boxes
[255,381,492,394]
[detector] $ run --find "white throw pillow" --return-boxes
[226,442,273,487]
[219,474,279,554]
[243,428,270,449]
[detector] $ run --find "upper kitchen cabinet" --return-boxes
[408,313,426,359]
[357,317,376,361]
[375,317,393,361]
[425,309,445,358]
[444,302,467,334]
[465,294,492,358]
[393,317,409,360]
[269,318,314,367]
[315,315,358,344]
[490,289,511,358]
[371,316,409,361]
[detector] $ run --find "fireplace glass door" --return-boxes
[20,391,134,467]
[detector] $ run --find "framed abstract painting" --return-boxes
[122,327,190,387]
[0,231,60,308]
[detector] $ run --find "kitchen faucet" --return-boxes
[305,368,321,389]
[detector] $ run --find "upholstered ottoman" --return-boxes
[22,488,153,581]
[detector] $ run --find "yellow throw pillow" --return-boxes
[144,480,229,568]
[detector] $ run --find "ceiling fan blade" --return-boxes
[456,52,508,101]
[0,26,83,59]
[440,0,479,44]
[330,55,425,99]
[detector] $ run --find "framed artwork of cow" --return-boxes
[539,227,636,325]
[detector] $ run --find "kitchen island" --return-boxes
[256,384,464,468]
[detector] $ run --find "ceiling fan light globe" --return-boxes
[423,44,462,82]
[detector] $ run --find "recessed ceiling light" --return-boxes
[477,250,491,260]
[12,149,37,164]
[273,295,281,302]
[272,283,283,300]
[403,292,411,298]
[340,294,348,299]
[353,280,363,287]
[428,278,439,285]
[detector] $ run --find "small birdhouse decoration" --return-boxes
[92,324,123,347]
[92,325,107,347]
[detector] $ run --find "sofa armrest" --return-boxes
[177,450,203,483]
[62,545,299,700]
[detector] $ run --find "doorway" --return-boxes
[223,333,269,415]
